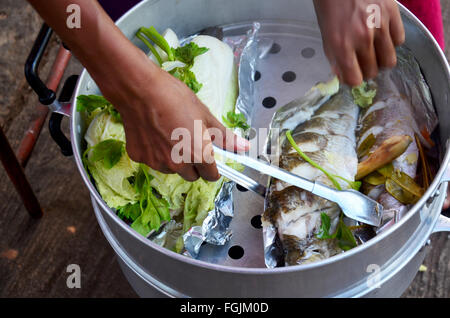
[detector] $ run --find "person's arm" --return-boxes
[27,0,249,182]
[313,0,405,86]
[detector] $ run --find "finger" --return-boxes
[150,162,173,174]
[389,4,405,46]
[334,48,363,87]
[176,164,200,182]
[322,41,341,79]
[443,190,450,210]
[356,42,379,80]
[206,113,250,152]
[374,27,397,69]
[196,129,220,181]
[195,161,220,182]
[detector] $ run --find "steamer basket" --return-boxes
[27,0,450,297]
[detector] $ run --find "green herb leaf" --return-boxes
[140,198,161,230]
[352,81,377,108]
[172,42,209,66]
[286,130,342,190]
[335,216,358,251]
[149,192,170,221]
[90,139,124,169]
[316,212,333,239]
[117,202,141,221]
[222,111,250,131]
[130,165,166,233]
[170,67,203,93]
[363,171,386,186]
[357,133,376,158]
[131,215,152,236]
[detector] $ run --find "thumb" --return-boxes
[206,112,250,152]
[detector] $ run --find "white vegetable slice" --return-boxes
[190,35,238,122]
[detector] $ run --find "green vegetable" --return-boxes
[136,31,163,65]
[363,171,386,186]
[222,111,250,131]
[385,178,419,205]
[170,67,203,93]
[81,27,241,244]
[352,81,377,108]
[357,133,376,158]
[76,95,121,122]
[117,202,141,221]
[90,139,124,169]
[333,175,362,191]
[335,215,358,251]
[77,95,110,113]
[316,212,357,251]
[125,165,172,236]
[172,42,209,66]
[136,26,210,95]
[137,26,174,61]
[316,212,333,239]
[82,111,139,208]
[286,130,342,190]
[376,163,423,204]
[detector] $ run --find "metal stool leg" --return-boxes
[0,126,43,218]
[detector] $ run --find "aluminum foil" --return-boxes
[153,23,260,258]
[225,22,260,125]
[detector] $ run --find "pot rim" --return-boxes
[70,0,450,274]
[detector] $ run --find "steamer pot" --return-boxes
[26,0,450,297]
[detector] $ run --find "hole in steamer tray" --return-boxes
[228,245,245,259]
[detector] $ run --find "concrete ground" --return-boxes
[0,1,449,297]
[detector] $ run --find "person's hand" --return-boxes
[313,0,405,86]
[97,49,249,182]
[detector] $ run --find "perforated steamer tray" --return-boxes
[196,21,333,268]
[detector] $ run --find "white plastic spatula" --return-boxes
[214,146,383,227]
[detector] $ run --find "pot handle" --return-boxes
[25,23,77,156]
[25,23,71,114]
[25,24,57,108]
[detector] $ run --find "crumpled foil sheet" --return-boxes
[152,22,260,259]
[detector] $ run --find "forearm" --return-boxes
[27,0,158,103]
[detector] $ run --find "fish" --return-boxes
[262,86,360,267]
[356,49,437,232]
[357,74,420,229]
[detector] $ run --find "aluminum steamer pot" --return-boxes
[27,0,450,297]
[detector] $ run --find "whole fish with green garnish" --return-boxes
[262,84,360,267]
[356,48,437,232]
